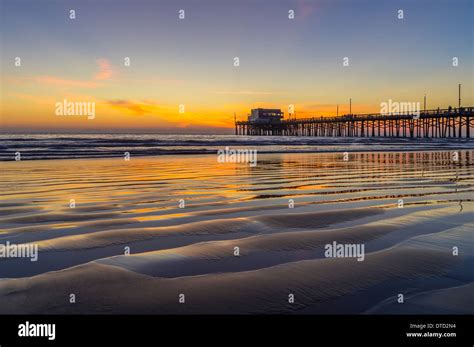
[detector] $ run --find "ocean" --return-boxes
[1,133,474,160]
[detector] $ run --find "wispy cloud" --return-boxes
[104,99,237,128]
[117,78,185,86]
[95,58,114,80]
[35,76,99,88]
[297,0,317,18]
[106,99,165,115]
[26,58,115,89]
[211,90,274,95]
[7,92,56,105]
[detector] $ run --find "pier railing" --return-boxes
[235,107,474,138]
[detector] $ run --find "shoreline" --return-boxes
[1,147,474,162]
[2,133,473,161]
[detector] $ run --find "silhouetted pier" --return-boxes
[235,107,474,138]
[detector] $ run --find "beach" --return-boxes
[0,149,473,314]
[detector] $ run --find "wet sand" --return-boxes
[0,151,473,314]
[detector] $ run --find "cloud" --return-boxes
[95,58,114,80]
[118,78,185,86]
[106,99,164,115]
[7,92,55,104]
[211,90,274,95]
[297,0,317,18]
[35,76,99,88]
[104,99,235,128]
[30,58,114,89]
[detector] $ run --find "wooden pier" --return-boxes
[235,107,474,138]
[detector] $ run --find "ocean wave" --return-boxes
[1,134,473,160]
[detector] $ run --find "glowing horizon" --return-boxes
[1,0,472,134]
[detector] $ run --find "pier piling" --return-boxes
[235,107,474,138]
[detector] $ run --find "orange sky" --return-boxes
[2,0,472,134]
[1,59,384,133]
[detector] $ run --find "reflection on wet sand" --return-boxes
[0,151,473,314]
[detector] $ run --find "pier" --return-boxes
[235,107,474,138]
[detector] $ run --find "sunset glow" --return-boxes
[1,0,472,133]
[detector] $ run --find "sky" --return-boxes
[1,0,473,133]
